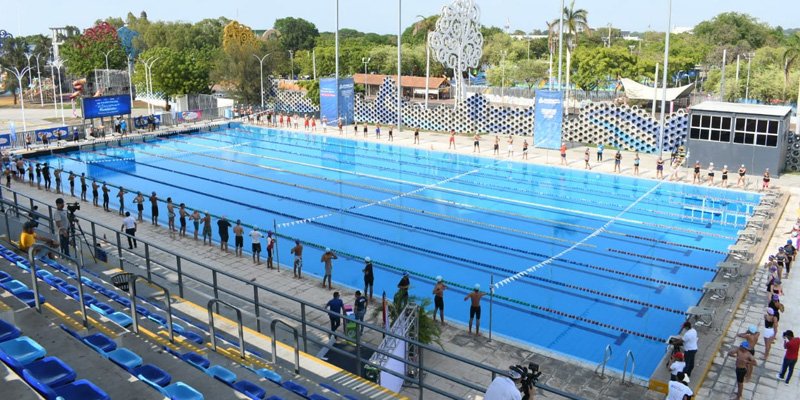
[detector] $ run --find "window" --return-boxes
[732,116,779,147]
[690,113,732,143]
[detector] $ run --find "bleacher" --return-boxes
[0,240,393,400]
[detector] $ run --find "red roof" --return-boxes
[353,74,449,89]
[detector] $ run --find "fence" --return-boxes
[0,184,582,400]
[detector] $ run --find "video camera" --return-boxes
[67,202,80,213]
[510,363,542,396]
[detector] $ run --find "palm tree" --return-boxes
[552,0,589,104]
[546,20,559,88]
[782,32,800,100]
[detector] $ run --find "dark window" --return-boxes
[757,120,768,132]
[691,114,701,127]
[690,128,700,139]
[711,116,721,129]
[734,131,745,143]
[700,129,710,140]
[745,133,755,144]
[735,118,745,131]
[721,131,731,142]
[701,115,711,128]
[767,135,778,147]
[722,117,731,130]
[746,119,757,132]
[756,134,767,146]
[768,120,779,134]
[710,130,720,141]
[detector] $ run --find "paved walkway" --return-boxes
[9,121,799,399]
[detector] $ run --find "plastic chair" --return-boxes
[181,352,210,370]
[206,365,237,385]
[35,269,53,280]
[16,290,46,308]
[148,314,167,326]
[83,333,117,353]
[182,331,204,345]
[281,381,308,397]
[134,364,172,387]
[22,356,77,388]
[107,348,143,371]
[107,311,133,328]
[0,319,21,343]
[90,302,116,316]
[233,380,266,400]
[254,368,282,383]
[2,279,29,295]
[0,270,12,282]
[25,376,110,400]
[141,376,204,400]
[0,336,47,370]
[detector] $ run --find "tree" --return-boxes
[60,22,126,78]
[401,15,438,46]
[513,59,550,89]
[572,47,635,94]
[782,32,800,99]
[552,0,589,96]
[0,37,28,104]
[274,17,319,52]
[370,293,441,346]
[133,47,213,101]
[694,12,773,50]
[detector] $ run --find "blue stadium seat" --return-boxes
[107,311,133,328]
[76,293,98,306]
[135,305,151,317]
[206,365,237,385]
[182,331,204,345]
[43,275,67,287]
[15,290,46,308]
[265,396,286,400]
[35,269,53,280]
[148,314,167,326]
[59,284,79,297]
[171,323,186,335]
[83,333,117,353]
[0,336,47,370]
[25,376,110,400]
[22,356,77,388]
[141,376,204,400]
[233,380,266,400]
[253,368,282,383]
[0,319,21,342]
[309,394,331,400]
[107,348,143,372]
[2,279,29,295]
[134,364,172,387]
[181,352,210,370]
[0,270,11,282]
[90,302,116,316]
[281,381,308,396]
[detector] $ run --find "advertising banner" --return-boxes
[82,95,132,119]
[176,110,203,123]
[34,126,69,142]
[0,133,11,148]
[337,77,355,125]
[533,90,564,150]
[319,77,355,126]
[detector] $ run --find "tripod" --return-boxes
[67,209,97,264]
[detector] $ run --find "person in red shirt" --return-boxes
[560,142,567,165]
[778,330,800,384]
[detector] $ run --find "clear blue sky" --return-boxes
[2,0,797,37]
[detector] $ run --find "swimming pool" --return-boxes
[32,124,760,378]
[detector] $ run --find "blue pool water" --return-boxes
[32,124,760,378]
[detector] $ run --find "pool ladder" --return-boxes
[594,345,635,385]
[594,344,612,377]
[621,350,635,385]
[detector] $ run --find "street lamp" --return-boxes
[253,53,270,108]
[658,0,672,156]
[744,52,754,101]
[3,66,33,132]
[288,50,294,80]
[361,57,370,96]
[102,49,116,92]
[50,58,66,125]
[500,50,508,102]
[141,56,161,114]
[24,52,34,100]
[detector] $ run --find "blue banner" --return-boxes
[0,133,11,148]
[533,90,564,150]
[319,78,355,126]
[34,126,69,142]
[82,95,132,119]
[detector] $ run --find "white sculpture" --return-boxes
[429,0,483,105]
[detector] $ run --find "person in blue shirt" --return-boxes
[325,292,344,336]
[354,291,368,333]
[596,143,604,162]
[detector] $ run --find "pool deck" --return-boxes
[9,121,799,400]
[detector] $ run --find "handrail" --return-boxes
[621,350,635,385]
[207,299,245,359]
[128,274,174,343]
[27,244,88,327]
[270,319,300,374]
[594,344,612,377]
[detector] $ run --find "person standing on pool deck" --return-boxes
[42,162,51,191]
[178,203,187,237]
[721,165,729,187]
[493,136,500,156]
[375,124,381,139]
[613,150,622,173]
[133,192,144,222]
[233,219,244,257]
[737,164,747,187]
[560,142,567,165]
[54,167,62,194]
[291,239,303,278]
[681,321,698,377]
[473,133,480,153]
[34,163,41,189]
[27,163,34,187]
[191,209,200,240]
[728,342,755,400]
[414,128,420,144]
[217,216,231,252]
[784,239,796,274]
[121,211,137,249]
[464,284,485,335]
[596,143,604,162]
[584,148,591,169]
[633,152,640,175]
[101,183,110,211]
[363,257,374,302]
[388,127,393,141]
[362,123,368,138]
[167,198,176,233]
[354,290,367,333]
[736,326,760,381]
[707,162,715,186]
[202,211,213,245]
[448,130,456,149]
[397,272,410,304]
[762,168,771,191]
[149,192,159,226]
[778,330,800,384]
[79,173,87,201]
[324,292,344,337]
[116,186,126,215]
[656,157,665,179]
[250,227,263,264]
[432,276,446,324]
[68,171,76,197]
[266,231,276,269]
[91,180,99,207]
[507,135,514,158]
[522,139,528,160]
[321,248,337,290]
[692,161,702,184]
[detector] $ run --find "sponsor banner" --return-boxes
[34,126,69,142]
[533,90,564,150]
[82,95,132,119]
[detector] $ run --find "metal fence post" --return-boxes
[115,231,124,270]
[90,221,97,249]
[144,243,151,281]
[253,285,261,333]
[48,205,55,234]
[418,347,424,400]
[355,321,363,378]
[300,303,308,353]
[212,270,219,313]
[12,192,19,217]
[176,255,184,298]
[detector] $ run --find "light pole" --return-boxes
[49,62,58,118]
[253,53,270,108]
[141,57,161,114]
[556,0,564,91]
[397,0,402,133]
[744,52,753,101]
[103,49,115,92]
[361,57,371,96]
[500,50,507,102]
[24,53,34,100]
[127,54,134,110]
[311,49,316,81]
[658,0,672,156]
[719,49,727,101]
[50,59,66,125]
[32,53,44,106]
[4,66,32,133]
[288,50,294,80]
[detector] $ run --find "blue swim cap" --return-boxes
[740,341,750,349]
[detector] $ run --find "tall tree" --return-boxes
[133,47,213,101]
[0,36,29,104]
[60,22,126,78]
[273,17,319,52]
[782,32,800,99]
[553,0,589,98]
[572,47,636,94]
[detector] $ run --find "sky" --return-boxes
[1,0,797,38]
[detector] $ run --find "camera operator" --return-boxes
[484,368,524,400]
[54,198,70,256]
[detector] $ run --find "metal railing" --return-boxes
[0,185,584,400]
[270,319,300,374]
[594,344,613,378]
[128,274,174,343]
[27,244,88,327]
[208,299,245,359]
[622,350,636,385]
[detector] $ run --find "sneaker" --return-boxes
[777,373,783,380]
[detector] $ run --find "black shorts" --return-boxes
[220,234,229,243]
[252,243,261,252]
[735,367,747,383]
[364,277,373,286]
[138,204,144,211]
[235,236,243,248]
[267,248,273,258]
[434,296,444,310]
[470,306,481,319]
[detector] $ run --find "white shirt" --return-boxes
[122,216,136,230]
[249,230,262,243]
[666,380,693,400]
[682,328,698,351]
[669,361,685,376]
[483,377,522,400]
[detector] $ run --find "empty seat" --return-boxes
[15,290,46,308]
[182,331,204,345]
[106,311,133,328]
[134,364,172,387]
[35,270,53,279]
[2,279,29,295]
[181,352,210,370]
[281,381,308,396]
[90,302,116,316]
[141,376,204,400]
[22,356,77,388]
[0,319,21,342]
[265,396,285,400]
[148,314,167,326]
[254,368,282,383]
[206,365,237,385]
[107,348,142,372]
[0,336,47,370]
[233,380,266,400]
[25,376,110,400]
[44,276,67,287]
[83,333,117,353]
[135,305,151,317]
[0,270,12,282]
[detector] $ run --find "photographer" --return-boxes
[54,198,70,256]
[484,368,523,400]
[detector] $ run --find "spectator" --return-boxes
[354,290,367,334]
[120,211,137,249]
[777,330,800,384]
[681,322,698,377]
[324,292,344,338]
[666,372,693,400]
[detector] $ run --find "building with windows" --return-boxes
[686,102,792,174]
